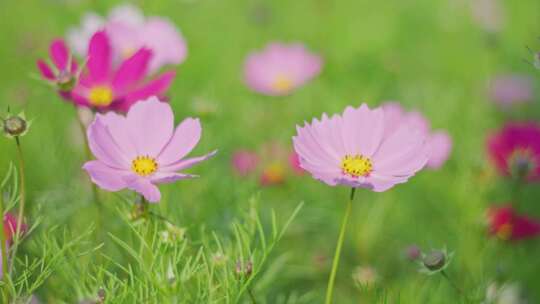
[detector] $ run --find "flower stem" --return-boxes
[441,270,462,295]
[325,187,356,304]
[9,137,26,275]
[14,137,25,242]
[247,287,257,304]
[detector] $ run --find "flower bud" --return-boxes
[2,113,30,138]
[56,71,77,92]
[235,260,253,280]
[423,250,445,271]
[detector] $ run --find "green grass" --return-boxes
[1,0,540,302]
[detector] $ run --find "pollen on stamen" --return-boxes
[132,156,158,176]
[340,154,373,178]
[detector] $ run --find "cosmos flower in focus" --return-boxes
[67,4,187,73]
[487,122,540,181]
[382,102,452,170]
[293,103,428,191]
[244,42,322,96]
[488,75,533,107]
[36,39,80,94]
[83,97,216,202]
[487,205,540,241]
[71,31,175,112]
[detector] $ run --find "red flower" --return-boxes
[3,213,27,245]
[487,122,540,181]
[487,205,540,241]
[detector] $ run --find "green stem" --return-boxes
[325,188,356,304]
[441,270,462,295]
[9,137,26,275]
[247,287,257,304]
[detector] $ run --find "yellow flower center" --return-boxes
[89,86,114,106]
[272,75,293,93]
[132,156,158,176]
[496,223,513,240]
[341,154,373,177]
[122,47,136,59]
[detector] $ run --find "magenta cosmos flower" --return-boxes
[37,39,79,93]
[83,97,216,202]
[487,205,540,241]
[70,31,175,112]
[244,42,322,96]
[382,102,452,169]
[293,104,429,191]
[67,4,187,73]
[487,122,540,181]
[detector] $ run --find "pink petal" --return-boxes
[162,150,217,172]
[121,71,176,111]
[50,39,69,71]
[82,160,129,191]
[142,18,188,72]
[124,177,161,203]
[37,60,55,80]
[126,97,173,157]
[87,117,130,169]
[151,172,196,184]
[112,48,152,92]
[96,112,137,160]
[342,104,384,157]
[87,31,111,83]
[157,118,201,166]
[426,131,452,169]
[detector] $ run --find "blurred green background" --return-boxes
[1,0,540,302]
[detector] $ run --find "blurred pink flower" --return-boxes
[71,31,175,112]
[382,102,452,169]
[293,104,428,191]
[488,75,533,107]
[83,97,216,202]
[244,42,322,96]
[471,0,505,34]
[36,39,79,94]
[3,213,26,245]
[487,122,540,181]
[67,13,105,57]
[231,150,259,176]
[67,4,187,73]
[487,205,540,241]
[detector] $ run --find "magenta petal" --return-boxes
[157,118,201,166]
[87,31,111,83]
[124,177,161,203]
[87,117,130,168]
[151,172,197,184]
[162,150,218,172]
[126,97,174,156]
[83,160,129,191]
[37,60,55,80]
[121,71,176,110]
[50,39,69,71]
[112,48,152,92]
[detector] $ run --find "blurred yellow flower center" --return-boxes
[272,75,293,93]
[89,86,113,106]
[122,47,136,59]
[341,155,373,177]
[496,223,512,240]
[132,156,158,176]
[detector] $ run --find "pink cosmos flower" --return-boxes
[231,150,259,177]
[36,39,79,93]
[488,75,533,107]
[487,205,540,241]
[293,104,428,191]
[244,42,322,96]
[67,4,187,73]
[71,31,175,112]
[487,122,540,181]
[82,97,216,202]
[382,102,452,169]
[0,213,26,279]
